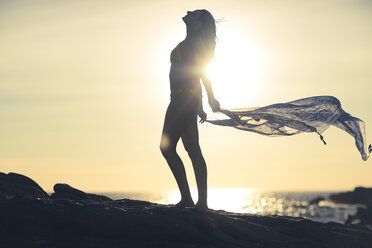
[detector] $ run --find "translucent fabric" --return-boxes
[207,96,371,161]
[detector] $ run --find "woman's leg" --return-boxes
[181,114,208,209]
[160,103,194,207]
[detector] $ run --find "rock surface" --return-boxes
[329,187,372,205]
[0,172,49,199]
[51,183,113,202]
[1,196,372,248]
[1,173,371,248]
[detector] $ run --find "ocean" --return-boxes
[100,188,361,224]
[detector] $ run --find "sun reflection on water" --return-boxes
[104,189,358,224]
[152,188,358,224]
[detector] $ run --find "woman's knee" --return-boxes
[160,134,175,157]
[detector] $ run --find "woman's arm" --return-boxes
[200,73,220,112]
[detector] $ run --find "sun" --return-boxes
[204,27,266,110]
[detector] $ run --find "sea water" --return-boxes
[102,188,360,224]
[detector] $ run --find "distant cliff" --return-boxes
[1,172,371,248]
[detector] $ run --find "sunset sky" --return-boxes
[1,0,371,193]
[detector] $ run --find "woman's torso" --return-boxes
[169,39,204,95]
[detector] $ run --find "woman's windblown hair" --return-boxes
[197,9,217,64]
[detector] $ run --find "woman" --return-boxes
[160,9,220,209]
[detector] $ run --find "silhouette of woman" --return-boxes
[160,10,220,209]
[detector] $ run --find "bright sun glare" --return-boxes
[161,188,257,213]
[205,27,265,110]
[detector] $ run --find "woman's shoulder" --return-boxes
[170,40,194,62]
[170,38,206,63]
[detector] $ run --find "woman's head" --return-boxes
[183,9,217,63]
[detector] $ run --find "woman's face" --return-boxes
[183,10,203,31]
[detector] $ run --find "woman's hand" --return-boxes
[198,108,207,123]
[208,98,220,112]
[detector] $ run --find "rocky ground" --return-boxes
[1,172,372,248]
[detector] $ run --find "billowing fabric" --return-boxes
[207,96,371,161]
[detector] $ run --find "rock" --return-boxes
[345,205,372,227]
[51,183,112,202]
[329,187,372,206]
[0,197,371,248]
[88,193,113,202]
[329,187,372,227]
[309,196,325,205]
[0,172,49,199]
[52,183,90,200]
[345,206,372,227]
[1,173,371,247]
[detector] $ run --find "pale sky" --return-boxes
[1,0,371,193]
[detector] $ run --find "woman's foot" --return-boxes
[195,201,208,209]
[175,198,195,208]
